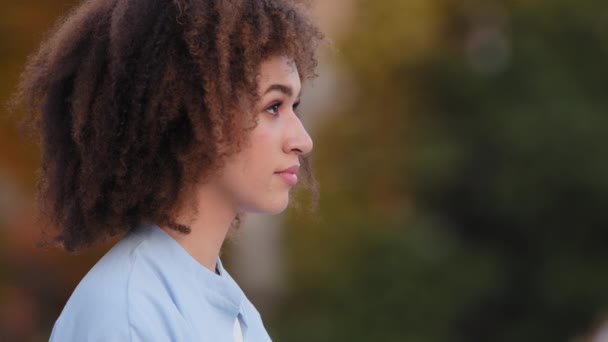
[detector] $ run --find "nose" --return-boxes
[284,114,313,156]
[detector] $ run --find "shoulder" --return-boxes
[50,229,196,341]
[49,233,139,341]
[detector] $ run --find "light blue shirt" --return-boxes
[50,225,272,341]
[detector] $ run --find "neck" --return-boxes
[159,183,237,273]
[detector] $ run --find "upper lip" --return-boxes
[276,165,300,174]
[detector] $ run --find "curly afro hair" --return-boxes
[14,0,323,251]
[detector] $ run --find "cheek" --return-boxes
[248,128,279,163]
[228,130,291,213]
[235,122,283,186]
[233,138,273,184]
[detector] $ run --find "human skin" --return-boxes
[161,54,313,272]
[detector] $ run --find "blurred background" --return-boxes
[2,0,608,341]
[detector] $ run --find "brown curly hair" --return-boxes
[14,0,323,251]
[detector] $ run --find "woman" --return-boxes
[15,0,323,340]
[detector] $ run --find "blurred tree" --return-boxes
[273,0,608,341]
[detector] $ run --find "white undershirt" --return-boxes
[233,317,243,342]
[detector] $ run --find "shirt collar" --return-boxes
[137,225,244,318]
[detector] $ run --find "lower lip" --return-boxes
[276,172,298,186]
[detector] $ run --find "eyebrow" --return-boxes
[263,84,302,98]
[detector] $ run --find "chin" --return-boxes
[267,202,289,215]
[263,198,290,215]
[247,194,290,215]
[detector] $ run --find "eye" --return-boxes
[292,100,302,117]
[266,102,282,116]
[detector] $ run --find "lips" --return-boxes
[275,165,299,186]
[277,165,300,174]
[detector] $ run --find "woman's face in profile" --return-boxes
[211,54,313,214]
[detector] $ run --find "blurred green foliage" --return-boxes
[275,0,608,341]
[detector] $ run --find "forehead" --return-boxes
[257,55,301,93]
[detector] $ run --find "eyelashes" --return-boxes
[265,102,281,115]
[265,100,301,116]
